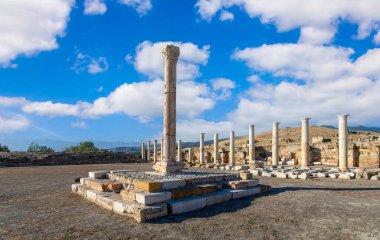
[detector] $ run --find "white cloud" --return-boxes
[247,75,261,83]
[71,120,89,129]
[71,53,109,74]
[0,0,74,66]
[119,0,152,15]
[177,119,233,141]
[88,57,109,74]
[84,0,107,15]
[210,78,236,100]
[195,0,380,44]
[132,41,210,81]
[0,115,30,133]
[22,101,90,117]
[219,10,234,22]
[230,44,380,132]
[0,97,27,107]
[19,79,215,121]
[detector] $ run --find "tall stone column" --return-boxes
[214,133,219,164]
[272,122,280,166]
[153,140,158,163]
[147,140,151,161]
[248,125,255,163]
[229,131,235,166]
[177,140,182,162]
[153,45,183,174]
[188,147,193,163]
[200,133,205,164]
[338,114,349,172]
[301,118,310,169]
[141,142,145,161]
[161,138,163,161]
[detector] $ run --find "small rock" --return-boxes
[370,175,379,181]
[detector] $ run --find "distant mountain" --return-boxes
[321,125,380,133]
[0,138,140,152]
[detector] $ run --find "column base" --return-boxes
[153,161,184,174]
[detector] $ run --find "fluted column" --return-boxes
[177,140,182,162]
[229,131,235,165]
[153,140,158,163]
[248,125,255,162]
[153,45,183,173]
[301,118,310,169]
[200,133,205,164]
[214,133,219,164]
[272,122,280,166]
[338,114,349,172]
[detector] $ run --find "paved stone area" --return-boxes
[1,162,380,240]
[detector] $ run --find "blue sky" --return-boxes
[1,0,380,148]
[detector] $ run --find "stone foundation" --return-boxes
[72,169,271,222]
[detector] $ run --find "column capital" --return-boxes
[301,117,311,121]
[272,122,280,126]
[161,45,180,62]
[337,114,349,119]
[249,124,255,127]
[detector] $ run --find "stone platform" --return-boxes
[72,170,272,222]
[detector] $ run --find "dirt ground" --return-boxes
[0,163,379,240]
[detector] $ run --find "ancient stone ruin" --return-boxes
[72,45,270,222]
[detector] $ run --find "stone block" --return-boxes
[171,187,197,199]
[261,171,274,177]
[89,171,109,179]
[135,192,171,205]
[80,177,91,185]
[317,172,328,178]
[227,180,248,189]
[168,196,207,215]
[160,179,186,190]
[287,173,298,179]
[71,183,86,197]
[134,180,162,192]
[195,184,219,195]
[276,172,287,179]
[137,203,168,222]
[338,173,353,179]
[299,172,310,180]
[328,173,339,178]
[120,189,143,201]
[86,189,98,202]
[259,184,272,193]
[228,187,261,199]
[235,165,249,171]
[206,191,232,206]
[96,193,120,210]
[249,169,262,176]
[246,179,259,187]
[240,172,253,180]
[113,200,168,222]
[370,175,379,181]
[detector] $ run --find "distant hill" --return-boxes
[0,138,140,152]
[321,125,380,133]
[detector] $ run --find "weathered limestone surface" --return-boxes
[153,44,184,174]
[200,133,205,164]
[338,114,349,171]
[272,122,280,166]
[301,118,310,169]
[249,124,255,162]
[230,131,235,165]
